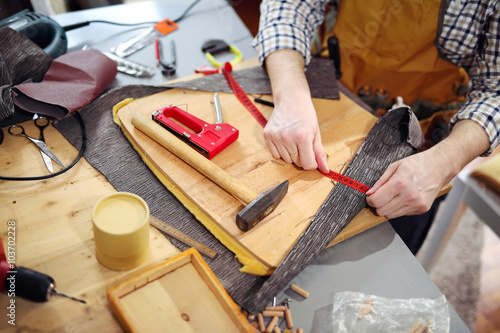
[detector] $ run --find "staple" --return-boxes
[271,160,286,167]
[290,284,309,298]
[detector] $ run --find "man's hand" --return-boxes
[365,151,448,219]
[366,119,490,219]
[264,49,329,173]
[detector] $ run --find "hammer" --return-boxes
[132,113,289,231]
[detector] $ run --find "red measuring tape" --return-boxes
[219,62,370,194]
[320,170,371,194]
[220,62,268,127]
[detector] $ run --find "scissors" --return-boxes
[8,119,64,172]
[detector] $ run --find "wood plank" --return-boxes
[115,87,389,272]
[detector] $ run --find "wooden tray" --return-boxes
[115,88,387,275]
[107,248,252,332]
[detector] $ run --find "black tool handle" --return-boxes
[327,36,342,80]
[4,266,54,302]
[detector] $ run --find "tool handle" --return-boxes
[4,266,54,302]
[132,113,258,204]
[327,36,342,80]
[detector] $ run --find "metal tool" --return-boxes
[156,38,176,76]
[132,113,289,231]
[0,238,85,304]
[112,19,178,58]
[102,51,155,78]
[152,96,239,159]
[150,216,217,259]
[8,124,64,169]
[34,117,53,172]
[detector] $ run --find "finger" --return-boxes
[295,143,317,170]
[373,195,405,218]
[264,137,281,159]
[312,136,329,173]
[276,142,295,164]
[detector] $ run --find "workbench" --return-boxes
[0,1,470,332]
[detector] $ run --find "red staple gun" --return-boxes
[152,93,239,159]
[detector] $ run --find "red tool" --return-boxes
[152,93,239,159]
[220,62,268,128]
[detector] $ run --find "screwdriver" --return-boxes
[1,239,86,304]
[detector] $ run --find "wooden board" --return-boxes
[107,248,252,332]
[115,87,389,273]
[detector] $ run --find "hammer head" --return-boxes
[236,180,289,231]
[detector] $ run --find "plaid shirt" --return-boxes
[252,0,500,155]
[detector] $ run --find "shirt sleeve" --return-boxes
[251,0,328,67]
[441,1,500,155]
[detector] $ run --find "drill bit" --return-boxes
[49,284,86,304]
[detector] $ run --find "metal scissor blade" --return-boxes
[40,150,54,173]
[28,137,65,168]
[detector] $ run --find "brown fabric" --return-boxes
[12,49,118,119]
[0,27,52,122]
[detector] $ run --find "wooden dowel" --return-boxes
[262,310,284,317]
[265,305,286,311]
[284,308,294,329]
[257,313,266,332]
[266,316,279,333]
[290,284,309,298]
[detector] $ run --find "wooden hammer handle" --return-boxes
[132,113,258,205]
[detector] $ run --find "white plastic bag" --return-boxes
[330,291,450,333]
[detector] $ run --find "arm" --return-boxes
[263,50,329,173]
[366,119,490,219]
[252,0,330,173]
[366,1,500,219]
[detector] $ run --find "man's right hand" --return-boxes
[264,49,330,174]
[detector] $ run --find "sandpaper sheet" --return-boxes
[13,49,117,119]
